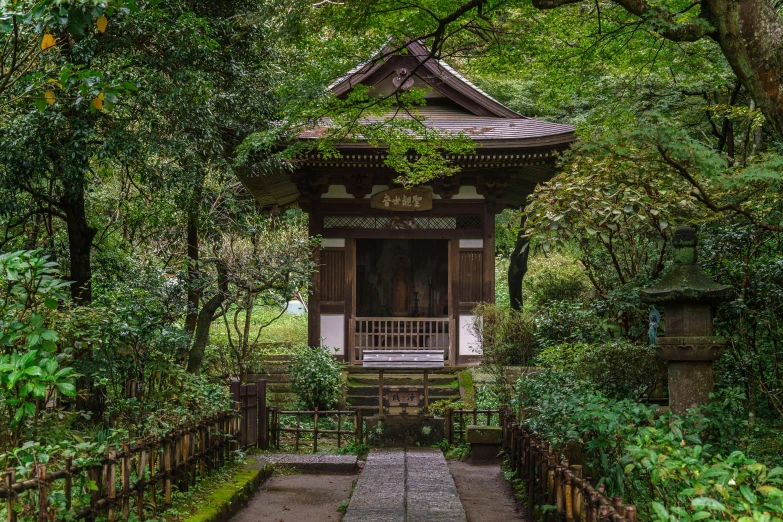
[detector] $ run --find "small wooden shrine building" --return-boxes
[239,41,575,365]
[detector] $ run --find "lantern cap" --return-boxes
[640,225,733,304]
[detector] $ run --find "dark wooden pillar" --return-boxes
[308,210,322,348]
[344,238,355,364]
[449,239,460,365]
[483,206,496,304]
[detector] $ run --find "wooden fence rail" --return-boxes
[268,408,360,453]
[445,408,502,445]
[502,416,638,522]
[0,410,240,521]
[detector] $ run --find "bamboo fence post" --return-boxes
[295,411,300,451]
[313,408,319,453]
[36,465,47,522]
[181,431,189,493]
[356,409,363,445]
[88,465,101,522]
[5,468,16,522]
[136,438,145,519]
[106,446,117,522]
[571,465,583,522]
[565,470,574,522]
[163,439,172,507]
[446,408,453,445]
[153,438,161,514]
[64,457,73,512]
[199,426,206,478]
[121,441,130,518]
[337,411,342,449]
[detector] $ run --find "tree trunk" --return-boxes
[62,181,97,303]
[186,261,228,374]
[702,0,783,140]
[508,214,530,311]
[529,0,783,139]
[185,207,200,335]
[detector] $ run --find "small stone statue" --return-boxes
[648,307,661,346]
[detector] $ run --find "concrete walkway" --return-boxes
[343,448,467,522]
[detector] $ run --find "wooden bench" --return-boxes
[363,350,445,416]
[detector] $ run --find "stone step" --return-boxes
[261,354,292,362]
[347,394,457,407]
[267,392,298,407]
[347,385,459,397]
[345,366,465,375]
[254,374,291,384]
[348,374,457,386]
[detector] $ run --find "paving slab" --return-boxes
[250,453,358,474]
[343,448,467,522]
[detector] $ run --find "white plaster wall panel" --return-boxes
[452,186,484,199]
[321,238,346,248]
[320,314,345,355]
[459,314,482,355]
[459,239,484,249]
[322,185,352,199]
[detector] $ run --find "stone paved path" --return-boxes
[342,448,467,522]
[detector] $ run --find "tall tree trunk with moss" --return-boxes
[508,214,530,311]
[186,260,228,374]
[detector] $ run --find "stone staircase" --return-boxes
[345,367,462,416]
[248,355,298,408]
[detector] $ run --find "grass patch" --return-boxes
[211,304,308,348]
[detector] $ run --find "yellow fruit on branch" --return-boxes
[93,93,105,110]
[96,15,108,33]
[44,90,56,105]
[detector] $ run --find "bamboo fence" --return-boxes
[0,410,240,521]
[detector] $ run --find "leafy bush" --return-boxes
[533,299,605,349]
[536,340,665,399]
[288,345,343,410]
[0,251,76,450]
[472,303,536,406]
[522,252,592,311]
[514,370,780,521]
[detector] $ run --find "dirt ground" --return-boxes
[228,473,357,522]
[449,459,526,522]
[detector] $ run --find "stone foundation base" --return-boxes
[365,415,445,447]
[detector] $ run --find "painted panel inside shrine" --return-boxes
[237,41,576,365]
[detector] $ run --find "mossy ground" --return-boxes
[162,458,271,522]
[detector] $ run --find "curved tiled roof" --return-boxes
[311,41,574,145]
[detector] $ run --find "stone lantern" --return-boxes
[640,225,733,414]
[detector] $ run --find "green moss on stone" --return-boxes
[182,459,272,522]
[466,425,502,445]
[458,371,476,408]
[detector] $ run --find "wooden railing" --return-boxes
[446,408,502,445]
[354,317,449,360]
[268,408,361,452]
[502,417,638,521]
[0,411,240,521]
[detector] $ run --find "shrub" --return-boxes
[514,370,773,521]
[523,252,592,311]
[288,345,343,410]
[533,299,605,348]
[0,251,76,451]
[472,303,536,406]
[536,340,665,399]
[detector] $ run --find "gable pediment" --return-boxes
[330,41,521,118]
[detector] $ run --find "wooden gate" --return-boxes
[229,379,269,449]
